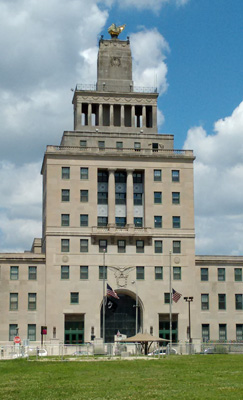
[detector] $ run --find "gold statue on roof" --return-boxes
[108,23,126,38]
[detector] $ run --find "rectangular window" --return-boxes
[234,268,242,281]
[173,241,181,254]
[154,240,163,254]
[136,266,144,280]
[80,167,88,180]
[98,170,108,182]
[136,240,144,253]
[117,240,126,253]
[62,167,70,179]
[116,193,126,205]
[10,266,19,280]
[236,324,243,341]
[80,239,88,253]
[98,192,108,204]
[218,294,226,310]
[154,169,161,181]
[133,193,142,205]
[28,324,36,341]
[61,189,70,202]
[9,324,18,341]
[173,266,181,280]
[116,141,123,149]
[70,292,79,304]
[80,266,89,280]
[152,143,159,152]
[219,324,227,341]
[133,172,143,183]
[173,216,181,228]
[201,268,208,281]
[201,294,209,310]
[172,170,180,182]
[154,192,162,204]
[202,324,210,342]
[115,217,126,227]
[155,266,163,280]
[61,239,70,252]
[172,192,180,204]
[99,239,107,253]
[218,268,225,281]
[154,216,162,228]
[61,265,69,280]
[99,266,107,280]
[134,217,143,228]
[80,190,88,202]
[134,142,141,151]
[97,217,108,227]
[61,214,70,227]
[115,171,126,183]
[28,293,37,310]
[98,141,105,149]
[10,293,18,311]
[28,266,37,280]
[80,214,88,227]
[235,294,243,310]
[164,293,171,304]
[80,140,87,147]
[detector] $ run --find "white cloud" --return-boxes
[0,161,42,252]
[184,101,243,255]
[118,0,189,11]
[130,29,169,94]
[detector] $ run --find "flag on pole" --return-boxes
[172,288,182,303]
[107,283,120,299]
[106,297,118,312]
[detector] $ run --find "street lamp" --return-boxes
[184,296,193,343]
[132,280,138,335]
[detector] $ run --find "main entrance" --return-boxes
[101,293,141,343]
[64,314,84,344]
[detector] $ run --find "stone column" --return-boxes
[110,104,114,127]
[126,169,134,226]
[108,169,116,226]
[121,105,125,127]
[152,105,157,130]
[88,103,92,126]
[131,105,135,128]
[98,104,103,126]
[142,106,146,128]
[74,102,82,130]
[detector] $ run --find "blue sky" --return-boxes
[0,0,243,255]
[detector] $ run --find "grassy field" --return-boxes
[0,355,243,400]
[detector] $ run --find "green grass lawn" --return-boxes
[0,355,243,400]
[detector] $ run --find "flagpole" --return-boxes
[102,249,106,344]
[169,250,172,351]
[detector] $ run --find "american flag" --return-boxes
[107,283,120,299]
[172,288,182,303]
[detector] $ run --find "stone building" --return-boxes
[0,32,242,345]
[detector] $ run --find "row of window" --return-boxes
[9,293,37,311]
[79,140,167,153]
[62,189,181,205]
[61,214,181,229]
[201,267,243,282]
[61,239,181,254]
[202,324,243,342]
[9,324,36,341]
[62,167,180,183]
[201,293,243,311]
[60,265,181,281]
[9,266,37,281]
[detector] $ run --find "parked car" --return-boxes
[72,350,88,356]
[204,347,215,354]
[148,348,177,356]
[27,348,48,357]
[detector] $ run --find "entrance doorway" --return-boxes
[101,293,141,343]
[159,314,178,342]
[64,314,84,344]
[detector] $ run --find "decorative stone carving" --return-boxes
[110,57,121,67]
[109,266,135,288]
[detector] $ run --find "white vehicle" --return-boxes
[148,347,177,356]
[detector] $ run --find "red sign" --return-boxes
[14,336,21,344]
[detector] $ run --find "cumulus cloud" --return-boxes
[118,0,189,11]
[130,29,169,94]
[184,101,243,255]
